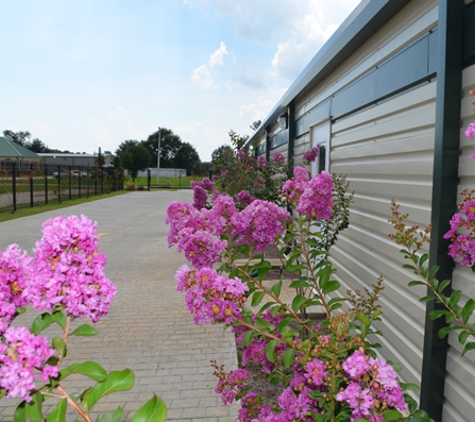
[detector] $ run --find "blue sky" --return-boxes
[1,0,360,162]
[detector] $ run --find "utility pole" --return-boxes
[157,128,161,183]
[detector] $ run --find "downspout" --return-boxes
[287,102,296,175]
[420,1,464,420]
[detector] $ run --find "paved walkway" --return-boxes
[0,191,240,421]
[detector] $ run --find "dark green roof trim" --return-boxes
[247,0,411,147]
[463,2,475,66]
[0,137,41,159]
[421,1,464,421]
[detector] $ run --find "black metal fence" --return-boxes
[0,163,124,213]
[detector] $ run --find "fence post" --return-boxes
[147,169,151,191]
[68,165,72,201]
[12,163,17,212]
[30,163,34,208]
[57,165,61,203]
[44,164,48,205]
[78,166,82,199]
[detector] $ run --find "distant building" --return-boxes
[0,137,42,173]
[38,152,115,173]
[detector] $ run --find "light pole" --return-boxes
[157,128,161,183]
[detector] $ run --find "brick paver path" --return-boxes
[0,190,239,421]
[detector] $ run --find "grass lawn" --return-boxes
[0,190,131,223]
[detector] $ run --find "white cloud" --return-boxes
[270,0,361,79]
[192,42,228,89]
[238,95,280,123]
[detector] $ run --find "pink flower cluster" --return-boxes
[233,200,290,252]
[272,151,285,165]
[175,265,249,325]
[336,350,408,421]
[215,368,250,405]
[167,195,290,265]
[0,245,31,334]
[444,192,475,267]
[191,178,218,210]
[29,215,116,322]
[283,167,334,221]
[0,326,58,402]
[303,146,320,163]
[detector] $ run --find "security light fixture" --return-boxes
[278,112,288,129]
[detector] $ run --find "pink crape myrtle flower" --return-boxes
[0,244,31,334]
[257,155,269,170]
[303,146,320,163]
[0,326,58,402]
[272,151,285,165]
[282,166,310,204]
[27,215,116,323]
[304,358,328,386]
[337,351,408,420]
[296,171,334,221]
[466,122,475,140]
[175,266,249,325]
[232,200,290,252]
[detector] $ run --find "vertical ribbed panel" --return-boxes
[442,63,475,422]
[330,82,436,386]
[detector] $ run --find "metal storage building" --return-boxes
[246,1,475,421]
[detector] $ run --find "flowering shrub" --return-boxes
[0,215,166,422]
[167,165,430,421]
[211,148,289,206]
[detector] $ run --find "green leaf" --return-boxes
[131,394,167,422]
[462,341,475,356]
[251,291,266,307]
[355,311,369,325]
[428,309,449,320]
[402,264,417,272]
[265,340,278,363]
[462,299,475,324]
[427,265,439,281]
[252,260,272,270]
[283,348,296,368]
[449,290,462,309]
[437,279,451,295]
[438,325,462,339]
[419,254,429,268]
[14,403,26,422]
[321,280,340,294]
[289,280,312,289]
[291,295,307,313]
[70,324,98,337]
[401,382,420,391]
[408,280,426,287]
[97,407,124,422]
[242,330,255,346]
[25,392,43,422]
[412,409,432,422]
[52,311,67,330]
[53,337,67,357]
[458,330,470,345]
[86,369,135,410]
[254,317,271,332]
[60,362,107,382]
[382,410,403,421]
[271,280,282,298]
[45,399,67,422]
[30,313,54,335]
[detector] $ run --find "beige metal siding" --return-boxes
[330,82,436,386]
[442,63,475,422]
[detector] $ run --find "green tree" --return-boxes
[211,144,234,173]
[3,130,31,146]
[122,145,151,181]
[25,138,49,153]
[174,142,201,175]
[115,140,140,158]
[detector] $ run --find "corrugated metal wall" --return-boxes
[442,63,475,422]
[329,82,436,386]
[286,0,439,390]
